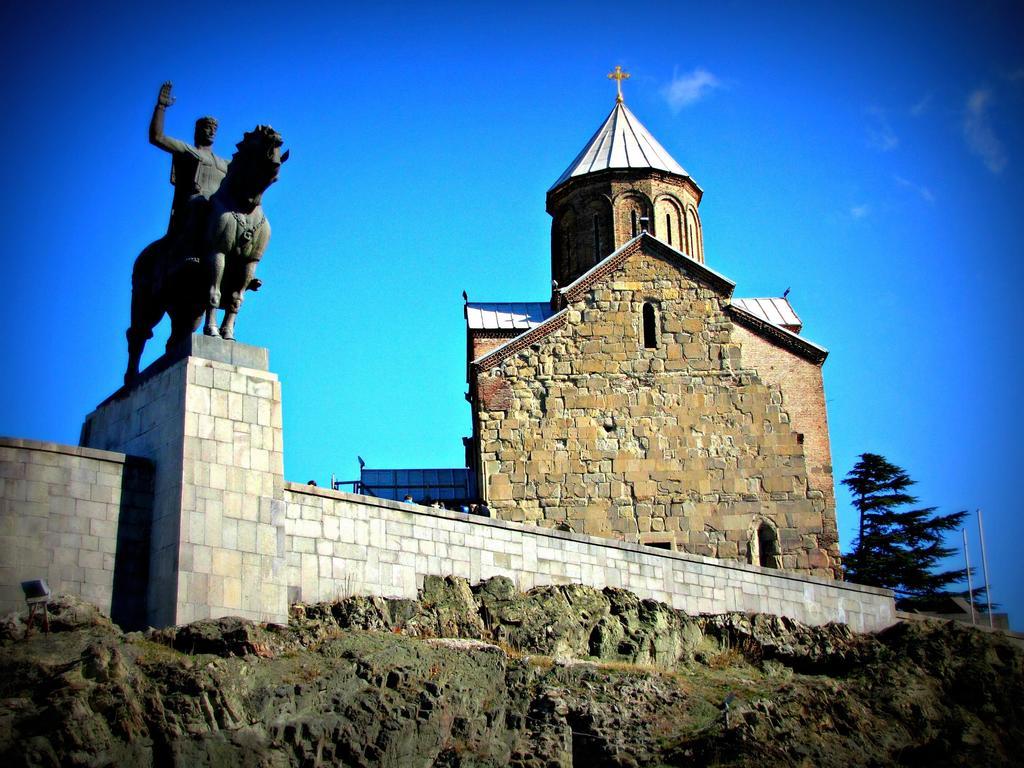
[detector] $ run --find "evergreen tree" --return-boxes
[842,453,967,608]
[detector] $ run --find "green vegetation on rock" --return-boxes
[1,578,1021,767]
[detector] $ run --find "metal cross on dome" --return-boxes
[608,65,630,102]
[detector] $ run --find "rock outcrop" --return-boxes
[1,581,1021,767]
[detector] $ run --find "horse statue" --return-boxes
[124,125,288,385]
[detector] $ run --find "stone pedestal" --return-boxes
[81,335,287,627]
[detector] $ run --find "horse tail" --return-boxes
[127,237,174,343]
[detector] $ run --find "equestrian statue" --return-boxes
[125,83,288,385]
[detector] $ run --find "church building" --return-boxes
[462,71,841,578]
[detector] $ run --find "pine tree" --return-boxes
[842,453,967,608]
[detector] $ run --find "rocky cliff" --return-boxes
[1,577,1021,767]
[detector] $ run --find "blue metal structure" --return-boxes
[358,467,477,504]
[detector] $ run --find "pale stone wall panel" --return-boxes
[81,338,287,626]
[283,483,894,633]
[0,438,152,627]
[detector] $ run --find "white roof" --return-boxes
[550,100,690,190]
[732,297,802,331]
[466,302,555,331]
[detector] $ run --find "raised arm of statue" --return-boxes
[148,81,190,154]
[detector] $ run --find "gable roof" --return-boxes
[473,234,731,372]
[732,297,802,333]
[550,100,694,191]
[559,232,735,303]
[472,308,569,371]
[471,234,827,371]
[727,304,828,364]
[465,302,555,331]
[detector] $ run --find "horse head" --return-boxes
[225,124,289,203]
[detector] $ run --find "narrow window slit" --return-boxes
[642,303,657,349]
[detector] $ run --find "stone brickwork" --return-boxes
[470,237,841,578]
[0,438,152,628]
[731,321,837,526]
[1,336,872,632]
[282,483,894,633]
[81,336,288,626]
[548,169,704,287]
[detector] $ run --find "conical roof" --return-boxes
[550,100,691,191]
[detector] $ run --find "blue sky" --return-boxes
[1,1,1021,627]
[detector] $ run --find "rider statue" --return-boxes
[149,82,229,235]
[123,83,288,385]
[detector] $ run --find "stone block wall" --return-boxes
[1,333,871,633]
[0,438,890,634]
[471,240,841,577]
[0,438,152,628]
[282,483,895,633]
[81,336,287,626]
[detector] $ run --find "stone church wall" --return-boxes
[473,246,841,577]
[0,438,152,628]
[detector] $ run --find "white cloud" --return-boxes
[964,88,1007,173]
[850,204,870,219]
[894,175,936,203]
[866,106,898,151]
[661,68,721,113]
[909,92,932,117]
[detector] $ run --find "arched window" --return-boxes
[655,196,683,250]
[631,210,638,238]
[685,206,704,263]
[559,210,577,278]
[592,214,601,262]
[757,523,779,569]
[642,303,657,349]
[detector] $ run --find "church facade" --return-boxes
[464,88,841,578]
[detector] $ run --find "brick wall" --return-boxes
[732,323,839,556]
[0,438,152,628]
[470,331,518,363]
[471,242,841,577]
[547,170,704,286]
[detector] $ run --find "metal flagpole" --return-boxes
[978,509,993,629]
[962,528,975,625]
